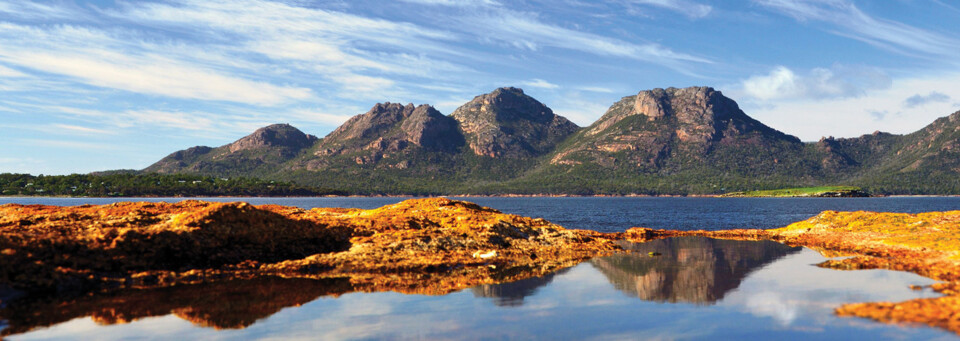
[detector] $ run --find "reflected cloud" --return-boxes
[745,291,798,326]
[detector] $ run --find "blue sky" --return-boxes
[1,0,959,174]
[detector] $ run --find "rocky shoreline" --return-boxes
[2,198,960,336]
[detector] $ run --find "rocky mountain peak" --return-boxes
[227,124,317,153]
[309,103,464,169]
[326,102,418,141]
[628,86,734,123]
[400,105,464,152]
[451,87,579,158]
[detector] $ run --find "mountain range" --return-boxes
[142,86,960,195]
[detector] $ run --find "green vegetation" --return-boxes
[0,173,344,197]
[720,186,868,198]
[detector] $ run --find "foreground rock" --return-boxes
[626,210,960,334]
[0,198,622,336]
[0,198,619,297]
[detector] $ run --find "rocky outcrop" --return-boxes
[0,198,620,297]
[0,198,623,337]
[451,87,579,158]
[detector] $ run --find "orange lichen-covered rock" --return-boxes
[0,198,620,297]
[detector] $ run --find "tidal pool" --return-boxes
[2,237,952,340]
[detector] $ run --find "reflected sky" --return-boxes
[6,239,955,340]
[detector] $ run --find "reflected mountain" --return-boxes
[0,277,353,337]
[591,237,801,304]
[471,268,571,306]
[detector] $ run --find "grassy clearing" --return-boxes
[720,186,866,197]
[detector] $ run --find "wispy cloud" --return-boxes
[287,109,356,126]
[462,9,711,71]
[21,138,120,151]
[398,0,501,7]
[0,23,312,105]
[628,0,713,18]
[755,0,958,58]
[50,124,115,135]
[740,64,891,101]
[0,64,26,77]
[577,86,616,93]
[521,79,560,89]
[903,91,951,108]
[0,0,88,20]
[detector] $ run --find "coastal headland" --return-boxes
[2,198,960,335]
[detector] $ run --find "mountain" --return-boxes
[549,86,803,172]
[298,102,463,170]
[144,124,316,176]
[139,87,960,195]
[451,87,579,158]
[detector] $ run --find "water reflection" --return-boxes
[2,238,951,340]
[0,277,352,337]
[471,268,571,306]
[590,237,802,304]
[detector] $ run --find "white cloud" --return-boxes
[0,23,312,105]
[903,91,951,108]
[728,72,960,140]
[521,79,559,89]
[577,86,616,93]
[741,65,890,101]
[4,50,312,105]
[50,124,115,135]
[629,0,713,19]
[755,0,958,58]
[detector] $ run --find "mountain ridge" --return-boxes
[141,86,960,195]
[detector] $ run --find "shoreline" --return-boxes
[5,194,960,200]
[8,194,960,199]
[2,198,960,336]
